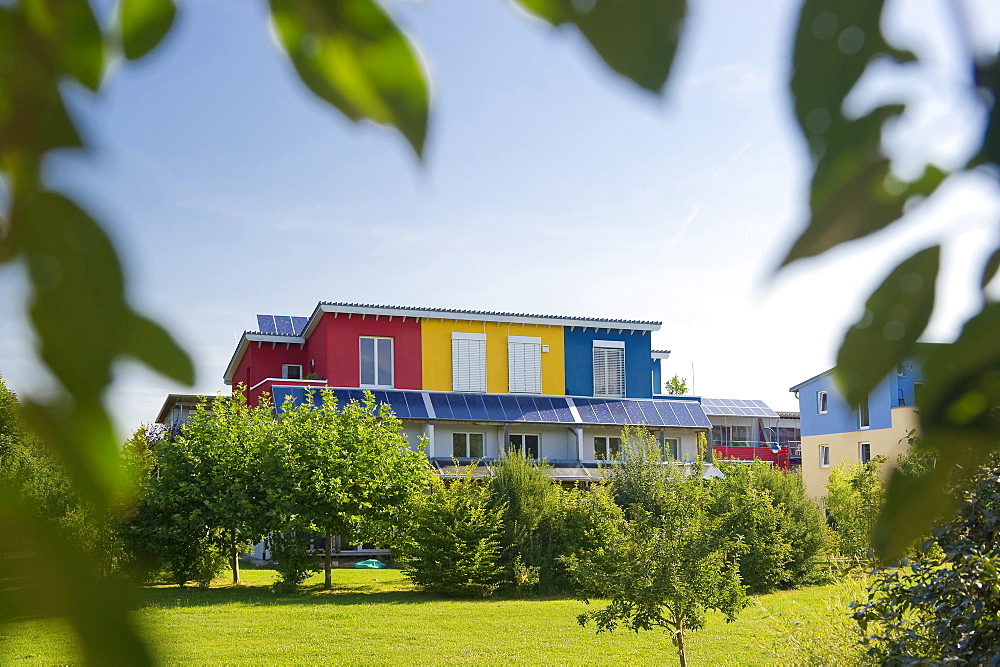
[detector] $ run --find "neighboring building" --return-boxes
[220,302,720,481]
[698,398,801,469]
[789,360,922,497]
[155,394,214,437]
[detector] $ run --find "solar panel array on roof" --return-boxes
[255,314,307,336]
[270,386,711,429]
[700,398,778,418]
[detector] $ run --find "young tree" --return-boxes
[571,442,747,667]
[825,457,887,567]
[663,374,688,395]
[270,390,428,591]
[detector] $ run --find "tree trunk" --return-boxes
[324,529,333,591]
[231,529,240,585]
[675,616,687,667]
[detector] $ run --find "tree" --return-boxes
[663,374,688,395]
[268,390,428,591]
[824,457,887,567]
[3,0,998,659]
[570,445,747,667]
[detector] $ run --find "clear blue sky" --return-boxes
[1,0,997,434]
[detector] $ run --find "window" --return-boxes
[508,336,541,393]
[661,438,680,460]
[817,391,828,414]
[859,442,871,464]
[594,436,621,461]
[360,337,393,387]
[896,363,906,376]
[452,332,486,392]
[282,364,302,380]
[452,432,484,458]
[859,396,870,429]
[593,341,625,397]
[819,445,831,468]
[508,434,539,459]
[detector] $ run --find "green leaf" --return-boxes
[515,0,686,93]
[982,246,1000,291]
[876,302,1000,559]
[119,0,177,61]
[0,7,83,163]
[268,0,429,155]
[836,246,939,406]
[22,0,104,91]
[783,0,945,266]
[14,191,193,397]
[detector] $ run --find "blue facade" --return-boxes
[563,328,653,398]
[792,360,923,437]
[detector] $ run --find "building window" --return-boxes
[593,341,625,397]
[661,438,680,460]
[282,364,302,380]
[452,332,487,392]
[859,396,870,429]
[859,442,871,464]
[819,445,831,468]
[508,336,541,393]
[508,434,539,459]
[360,337,393,387]
[817,391,828,414]
[594,436,621,461]
[453,432,484,458]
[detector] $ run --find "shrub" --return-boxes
[713,460,830,593]
[397,470,504,597]
[825,457,886,566]
[266,532,319,589]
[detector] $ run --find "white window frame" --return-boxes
[593,340,625,398]
[282,364,302,380]
[819,444,831,468]
[508,335,542,394]
[452,432,485,459]
[817,391,828,414]
[508,434,540,459]
[859,442,871,464]
[452,332,487,392]
[594,436,622,461]
[359,336,394,388]
[859,395,870,430]
[661,437,680,461]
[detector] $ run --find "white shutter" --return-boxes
[508,336,541,393]
[452,333,487,392]
[593,342,625,397]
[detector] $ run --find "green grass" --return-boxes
[0,569,866,665]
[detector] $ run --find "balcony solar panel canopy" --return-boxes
[700,397,778,418]
[271,386,710,429]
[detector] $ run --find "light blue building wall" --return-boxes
[563,328,653,398]
[792,360,923,437]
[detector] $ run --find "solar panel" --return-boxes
[589,399,614,424]
[514,396,540,421]
[482,394,508,421]
[498,395,523,421]
[551,399,575,423]
[291,317,308,335]
[382,391,408,418]
[404,391,429,419]
[274,315,294,335]
[257,314,277,333]
[430,393,452,420]
[607,400,629,425]
[637,400,661,425]
[573,398,599,423]
[447,394,473,420]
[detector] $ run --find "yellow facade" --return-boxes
[420,319,566,394]
[800,407,919,498]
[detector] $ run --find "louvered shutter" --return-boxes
[593,342,625,397]
[508,336,541,393]
[452,333,487,392]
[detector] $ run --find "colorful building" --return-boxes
[698,398,801,469]
[221,302,719,480]
[789,359,922,497]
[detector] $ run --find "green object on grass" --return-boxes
[355,559,386,569]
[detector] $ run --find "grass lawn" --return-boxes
[0,569,866,665]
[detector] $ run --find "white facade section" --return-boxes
[508,336,542,393]
[593,341,625,398]
[451,332,487,392]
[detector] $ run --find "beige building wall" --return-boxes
[800,407,918,498]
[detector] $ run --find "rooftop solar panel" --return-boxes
[482,394,508,421]
[622,401,644,424]
[498,395,523,421]
[589,399,614,424]
[274,315,294,335]
[381,391,408,419]
[447,393,473,420]
[607,400,629,425]
[404,391,429,419]
[515,396,541,421]
[465,394,490,421]
[573,398,599,423]
[551,399,575,423]
[430,393,452,420]
[291,317,308,335]
[257,314,276,333]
